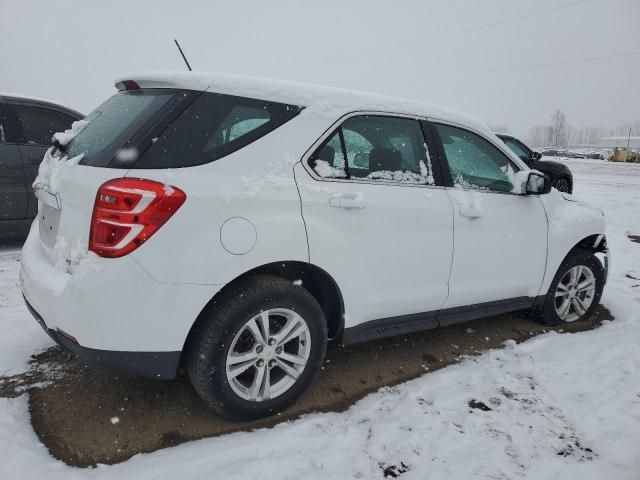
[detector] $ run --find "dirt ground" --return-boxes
[0,306,611,468]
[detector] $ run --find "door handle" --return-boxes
[459,206,483,219]
[329,192,366,209]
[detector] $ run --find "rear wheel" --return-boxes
[534,249,604,325]
[187,275,327,420]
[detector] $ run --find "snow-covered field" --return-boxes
[1,158,639,479]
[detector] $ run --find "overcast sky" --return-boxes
[2,0,639,138]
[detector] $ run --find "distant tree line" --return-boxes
[526,110,640,148]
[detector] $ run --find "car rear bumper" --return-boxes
[19,222,222,378]
[24,296,181,379]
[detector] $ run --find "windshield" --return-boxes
[501,137,531,162]
[64,89,177,167]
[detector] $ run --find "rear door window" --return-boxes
[134,92,301,169]
[309,115,435,185]
[14,105,75,145]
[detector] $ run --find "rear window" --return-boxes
[133,92,301,169]
[68,89,179,167]
[67,89,301,169]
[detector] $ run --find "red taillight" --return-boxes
[89,178,186,258]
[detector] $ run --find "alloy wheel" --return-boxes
[225,308,311,401]
[554,265,596,322]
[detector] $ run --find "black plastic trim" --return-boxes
[342,296,535,345]
[437,296,533,326]
[24,296,180,379]
[342,311,438,345]
[420,119,448,187]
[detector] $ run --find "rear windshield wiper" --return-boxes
[52,138,67,155]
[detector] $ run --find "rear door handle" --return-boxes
[329,192,366,209]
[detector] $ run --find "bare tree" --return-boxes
[550,110,568,148]
[528,120,638,149]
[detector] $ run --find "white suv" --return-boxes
[20,73,608,420]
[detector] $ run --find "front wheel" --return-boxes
[553,177,572,193]
[534,249,604,325]
[187,275,327,421]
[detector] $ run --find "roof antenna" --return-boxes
[174,39,192,71]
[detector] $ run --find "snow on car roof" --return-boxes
[114,71,492,135]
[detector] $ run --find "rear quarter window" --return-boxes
[132,92,301,169]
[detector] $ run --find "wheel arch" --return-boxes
[181,261,346,360]
[538,233,607,306]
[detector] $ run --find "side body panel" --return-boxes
[443,188,548,309]
[537,191,606,295]
[127,110,327,285]
[294,164,454,330]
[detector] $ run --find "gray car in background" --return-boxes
[0,94,83,237]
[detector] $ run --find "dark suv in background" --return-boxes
[496,133,574,193]
[0,94,83,237]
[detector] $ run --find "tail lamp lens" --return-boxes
[89,178,186,258]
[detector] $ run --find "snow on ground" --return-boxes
[0,247,53,376]
[0,159,639,479]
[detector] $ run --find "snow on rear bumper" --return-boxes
[20,222,221,355]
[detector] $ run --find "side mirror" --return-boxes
[531,151,542,160]
[526,170,551,195]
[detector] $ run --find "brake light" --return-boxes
[89,178,186,258]
[116,80,141,91]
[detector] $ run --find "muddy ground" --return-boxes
[0,306,611,468]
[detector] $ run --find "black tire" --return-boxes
[553,177,572,193]
[187,275,327,421]
[533,249,604,326]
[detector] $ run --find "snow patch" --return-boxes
[51,119,89,146]
[20,223,99,296]
[32,148,84,194]
[506,166,532,194]
[224,154,298,201]
[313,159,347,178]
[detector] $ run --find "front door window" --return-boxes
[436,124,518,193]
